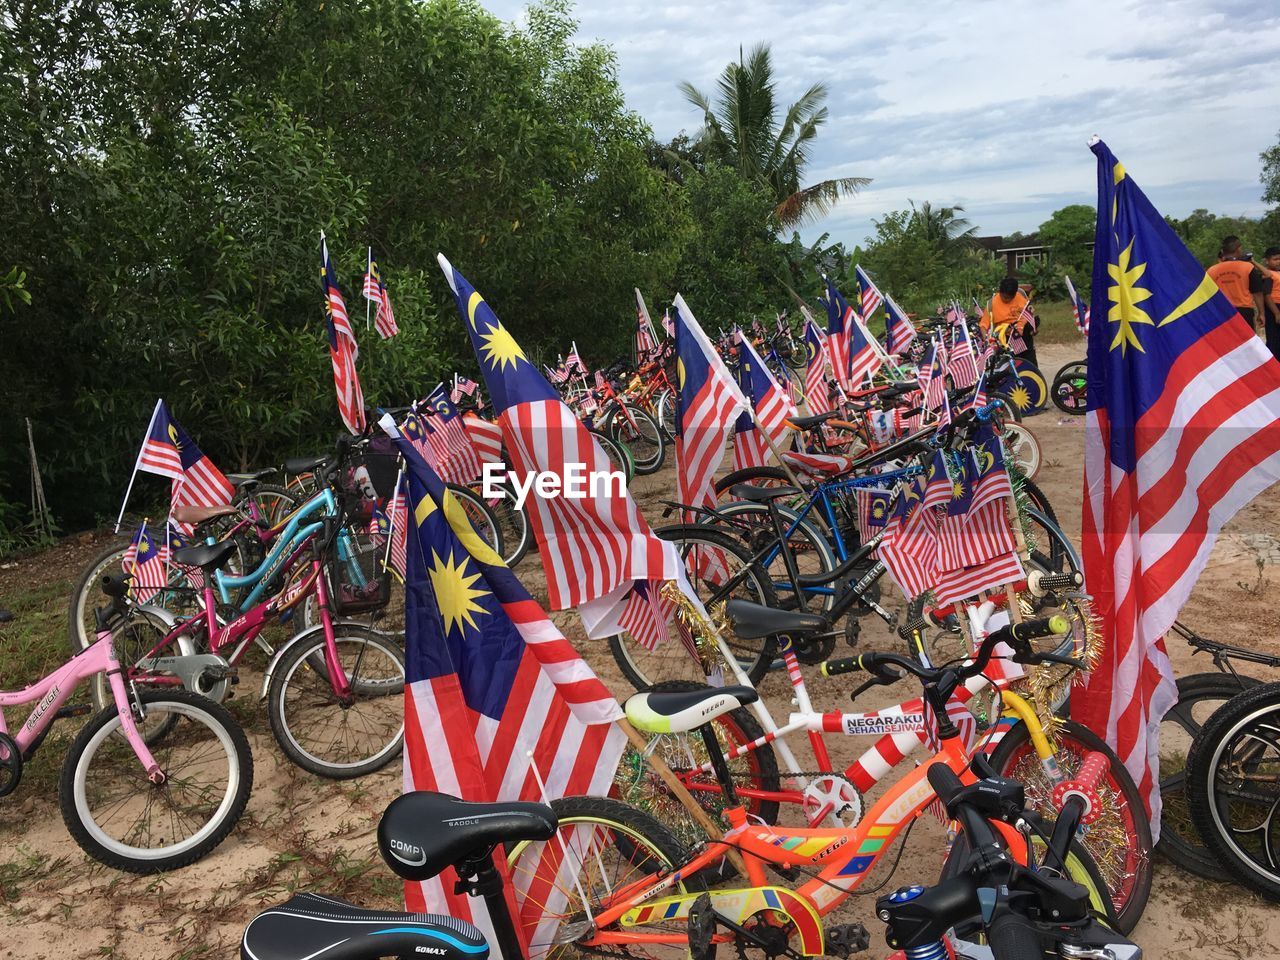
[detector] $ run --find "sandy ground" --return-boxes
[4,340,1280,958]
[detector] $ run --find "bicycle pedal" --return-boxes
[824,923,869,956]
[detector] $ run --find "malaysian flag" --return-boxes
[968,371,990,411]
[436,255,683,637]
[854,487,894,542]
[803,318,832,416]
[421,384,483,484]
[1065,274,1091,334]
[948,319,980,388]
[387,428,625,956]
[877,479,938,600]
[132,399,235,534]
[732,328,797,471]
[855,264,884,321]
[822,276,852,392]
[1073,140,1280,834]
[825,276,880,389]
[122,520,168,603]
[379,474,409,579]
[564,342,585,379]
[452,375,479,403]
[673,294,751,511]
[618,579,677,651]
[634,288,660,361]
[917,338,947,411]
[884,294,918,356]
[363,251,399,339]
[321,234,365,434]
[933,436,1023,606]
[464,413,505,466]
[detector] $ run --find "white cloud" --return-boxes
[483,0,1280,243]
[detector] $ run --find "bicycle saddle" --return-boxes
[241,892,488,960]
[786,411,838,431]
[227,467,277,487]
[170,503,239,526]
[624,684,758,734]
[724,598,826,639]
[171,538,238,571]
[377,792,557,883]
[285,454,329,475]
[728,483,802,503]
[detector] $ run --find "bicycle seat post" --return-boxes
[455,851,529,960]
[698,723,740,808]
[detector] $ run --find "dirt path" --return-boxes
[3,341,1280,958]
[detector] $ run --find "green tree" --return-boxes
[679,43,869,230]
[1037,204,1095,280]
[1261,129,1280,206]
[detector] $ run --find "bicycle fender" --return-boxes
[257,620,375,699]
[622,886,824,956]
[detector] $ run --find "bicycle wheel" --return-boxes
[614,680,781,851]
[1016,475,1058,527]
[608,526,778,690]
[712,501,837,614]
[267,625,405,779]
[988,719,1152,933]
[1021,506,1081,579]
[445,483,506,559]
[655,388,678,440]
[474,484,531,569]
[1159,672,1259,881]
[1002,422,1041,479]
[238,482,301,530]
[608,403,666,475]
[591,429,636,486]
[1186,680,1280,901]
[1051,361,1088,416]
[505,795,702,960]
[59,688,252,873]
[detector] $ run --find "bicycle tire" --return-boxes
[655,387,678,440]
[1021,505,1081,580]
[614,679,781,852]
[60,688,252,873]
[476,486,531,569]
[1186,680,1280,901]
[591,428,636,486]
[1051,361,1088,416]
[1002,422,1041,479]
[1016,475,1058,527]
[711,501,838,614]
[607,403,666,475]
[988,719,1152,934]
[1158,671,1259,881]
[267,625,405,779]
[505,795,703,952]
[609,525,778,690]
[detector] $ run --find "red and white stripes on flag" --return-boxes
[849,314,883,387]
[322,235,365,435]
[421,389,483,485]
[464,413,505,465]
[933,501,1024,607]
[878,488,938,600]
[732,425,771,471]
[617,579,676,650]
[672,294,751,511]
[736,329,798,444]
[375,288,398,339]
[804,319,832,416]
[948,321,980,389]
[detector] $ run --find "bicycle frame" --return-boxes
[582,731,1015,954]
[0,632,162,778]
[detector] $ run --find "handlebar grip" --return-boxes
[100,573,130,600]
[1027,569,1084,596]
[926,762,965,808]
[1050,751,1110,826]
[820,656,862,677]
[1007,615,1071,643]
[985,913,1044,960]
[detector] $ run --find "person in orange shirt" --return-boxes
[1206,235,1266,331]
[980,277,1037,365]
[1262,246,1280,362]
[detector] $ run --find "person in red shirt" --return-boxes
[1262,246,1280,362]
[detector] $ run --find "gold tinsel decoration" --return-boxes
[660,581,728,675]
[1015,594,1104,743]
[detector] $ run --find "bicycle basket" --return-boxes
[326,530,393,614]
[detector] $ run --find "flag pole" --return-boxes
[115,398,163,533]
[366,246,372,331]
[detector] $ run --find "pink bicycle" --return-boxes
[0,578,252,873]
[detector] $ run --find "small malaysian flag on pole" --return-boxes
[321,233,365,435]
[123,520,169,603]
[130,399,235,535]
[421,384,482,485]
[1065,274,1091,334]
[855,264,884,321]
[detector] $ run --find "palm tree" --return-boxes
[910,200,977,253]
[680,43,869,230]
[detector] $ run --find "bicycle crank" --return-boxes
[136,653,235,702]
[802,775,863,826]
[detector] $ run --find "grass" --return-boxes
[1035,299,1088,346]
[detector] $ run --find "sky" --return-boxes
[482,0,1280,247]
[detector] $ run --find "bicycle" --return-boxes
[1050,359,1088,415]
[1185,680,1280,901]
[102,474,406,779]
[1,575,252,873]
[241,619,1131,960]
[615,601,1152,932]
